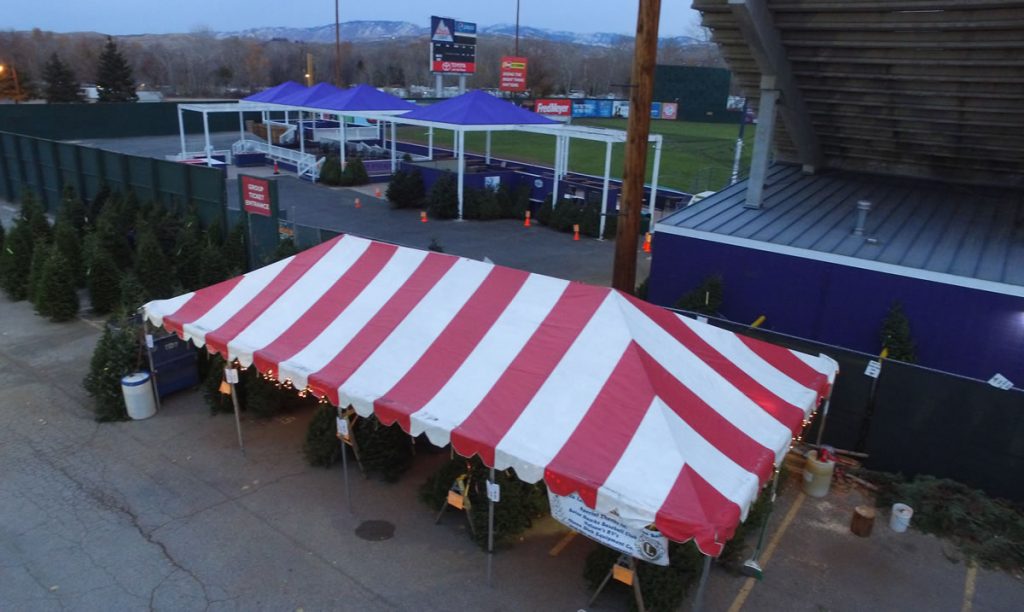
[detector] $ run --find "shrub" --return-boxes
[83,322,140,422]
[27,243,48,305]
[58,185,87,238]
[21,190,52,244]
[465,187,501,221]
[242,369,286,418]
[199,242,231,286]
[497,184,529,220]
[579,202,602,238]
[427,238,445,253]
[319,156,343,186]
[36,246,80,321]
[535,195,554,226]
[223,220,248,275]
[549,199,582,233]
[173,222,204,292]
[674,274,723,316]
[341,158,370,186]
[303,403,341,467]
[119,272,147,314]
[386,169,426,209]
[352,414,414,482]
[427,172,459,220]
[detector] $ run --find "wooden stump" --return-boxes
[851,505,876,537]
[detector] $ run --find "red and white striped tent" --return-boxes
[144,234,837,556]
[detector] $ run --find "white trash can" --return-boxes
[121,372,157,420]
[890,503,914,533]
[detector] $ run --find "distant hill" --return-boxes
[217,20,698,48]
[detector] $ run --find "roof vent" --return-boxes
[853,200,872,236]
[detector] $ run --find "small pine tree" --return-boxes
[352,415,414,482]
[880,301,916,363]
[427,173,459,220]
[242,370,285,418]
[205,217,224,247]
[0,221,34,300]
[87,247,121,315]
[223,221,248,275]
[386,169,426,209]
[42,53,84,103]
[20,190,51,243]
[674,274,724,316]
[199,243,231,286]
[58,185,87,238]
[83,323,140,421]
[27,244,48,307]
[96,37,137,102]
[38,247,79,321]
[583,540,703,612]
[118,272,147,314]
[134,228,173,301]
[269,238,299,263]
[303,403,341,467]
[319,156,342,186]
[53,220,83,287]
[201,353,235,414]
[341,158,370,186]
[427,238,445,253]
[0,220,5,254]
[173,221,204,292]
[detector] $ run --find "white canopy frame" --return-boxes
[382,115,664,231]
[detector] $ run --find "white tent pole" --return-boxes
[390,121,397,173]
[815,386,834,449]
[551,136,560,208]
[428,126,434,160]
[177,106,186,159]
[457,129,465,220]
[599,141,612,240]
[485,130,491,164]
[563,136,571,176]
[228,373,245,456]
[299,110,306,158]
[486,466,496,585]
[238,111,245,141]
[649,136,662,224]
[692,554,712,612]
[265,111,272,150]
[453,130,458,156]
[202,111,211,167]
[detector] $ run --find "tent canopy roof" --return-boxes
[242,80,307,103]
[321,83,418,112]
[143,235,836,556]
[400,90,557,127]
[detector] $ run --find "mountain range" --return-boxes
[216,20,698,47]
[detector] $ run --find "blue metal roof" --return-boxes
[658,164,1024,288]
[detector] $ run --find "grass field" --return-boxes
[396,118,754,193]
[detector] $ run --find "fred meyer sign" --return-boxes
[535,98,572,118]
[241,176,272,217]
[548,491,670,566]
[499,56,528,92]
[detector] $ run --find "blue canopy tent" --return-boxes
[241,80,307,103]
[395,90,557,219]
[309,84,419,170]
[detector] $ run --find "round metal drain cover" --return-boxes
[355,520,395,541]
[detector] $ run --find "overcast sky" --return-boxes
[7,0,702,37]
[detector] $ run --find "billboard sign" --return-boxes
[571,99,613,118]
[535,98,572,117]
[661,102,678,120]
[431,16,477,74]
[612,100,630,118]
[499,56,528,92]
[241,175,272,217]
[650,102,662,119]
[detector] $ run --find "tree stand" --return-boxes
[588,554,645,612]
[435,470,476,537]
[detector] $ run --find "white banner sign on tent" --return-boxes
[548,491,669,566]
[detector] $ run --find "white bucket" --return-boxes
[890,503,913,533]
[121,372,157,420]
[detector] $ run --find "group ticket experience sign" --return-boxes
[548,491,669,566]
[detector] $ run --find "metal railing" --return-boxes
[232,139,322,181]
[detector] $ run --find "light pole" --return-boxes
[334,0,343,86]
[515,0,521,56]
[0,63,23,103]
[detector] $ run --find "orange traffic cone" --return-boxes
[643,232,652,253]
[524,210,531,228]
[273,160,280,175]
[420,211,428,223]
[573,224,580,241]
[354,197,362,209]
[374,187,382,198]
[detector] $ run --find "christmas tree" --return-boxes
[427,172,459,219]
[42,53,84,103]
[37,246,80,321]
[199,242,231,286]
[83,323,139,421]
[53,219,83,287]
[134,227,173,301]
[303,403,342,467]
[880,301,916,362]
[87,246,121,315]
[95,37,137,102]
[674,274,724,316]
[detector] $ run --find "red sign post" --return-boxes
[241,176,272,217]
[499,56,528,92]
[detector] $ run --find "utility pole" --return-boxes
[612,0,660,294]
[515,0,521,56]
[334,0,343,86]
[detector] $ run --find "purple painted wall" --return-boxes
[648,233,1024,382]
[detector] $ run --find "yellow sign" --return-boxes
[612,563,634,585]
[219,380,232,395]
[446,490,465,510]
